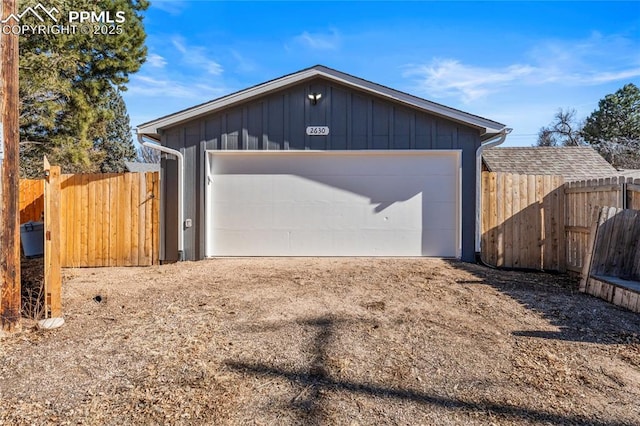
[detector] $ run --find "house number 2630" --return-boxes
[306,126,330,136]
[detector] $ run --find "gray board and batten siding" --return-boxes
[158,76,484,262]
[139,66,508,262]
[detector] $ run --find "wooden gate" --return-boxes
[19,172,160,267]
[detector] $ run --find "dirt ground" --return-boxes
[1,258,639,425]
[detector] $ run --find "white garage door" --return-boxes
[205,151,460,257]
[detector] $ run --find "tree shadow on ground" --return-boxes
[226,315,630,426]
[447,260,640,345]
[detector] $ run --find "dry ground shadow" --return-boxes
[448,260,640,344]
[226,315,634,426]
[1,258,639,425]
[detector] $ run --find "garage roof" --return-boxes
[137,65,507,140]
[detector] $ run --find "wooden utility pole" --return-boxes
[0,0,21,332]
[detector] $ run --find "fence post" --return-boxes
[152,172,160,265]
[44,157,62,318]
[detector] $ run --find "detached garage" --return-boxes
[137,65,509,262]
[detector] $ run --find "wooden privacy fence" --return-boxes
[564,177,632,273]
[60,172,160,267]
[19,172,160,267]
[482,172,640,273]
[580,206,640,313]
[481,172,565,271]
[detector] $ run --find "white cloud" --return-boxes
[127,75,226,100]
[529,32,638,70]
[584,68,640,84]
[146,53,167,69]
[230,49,257,73]
[171,36,187,54]
[171,36,223,76]
[404,34,640,103]
[127,36,229,106]
[151,1,188,16]
[404,59,536,103]
[293,29,341,50]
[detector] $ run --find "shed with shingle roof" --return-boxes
[482,146,617,182]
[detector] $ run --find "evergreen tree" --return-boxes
[581,84,640,168]
[18,0,149,176]
[94,88,137,173]
[535,84,640,169]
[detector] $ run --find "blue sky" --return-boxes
[124,1,640,147]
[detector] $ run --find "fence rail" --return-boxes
[19,172,159,267]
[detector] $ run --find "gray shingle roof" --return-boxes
[124,161,160,173]
[482,146,617,182]
[617,169,640,179]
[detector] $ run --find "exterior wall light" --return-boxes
[308,92,322,105]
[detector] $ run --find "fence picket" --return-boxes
[504,173,514,268]
[512,174,521,268]
[87,175,97,267]
[101,176,111,267]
